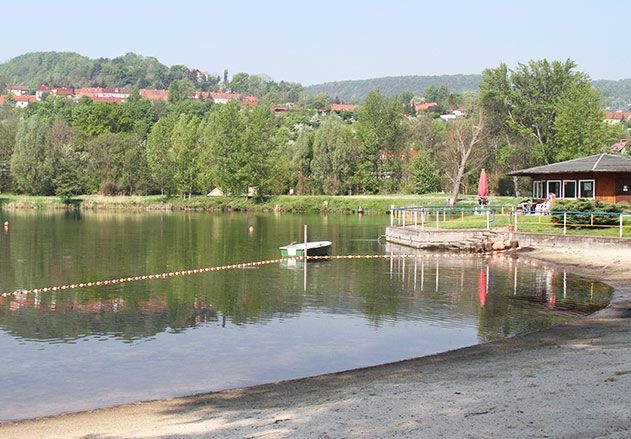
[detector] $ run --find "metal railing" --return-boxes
[390,206,496,230]
[390,206,631,239]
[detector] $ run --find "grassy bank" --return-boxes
[0,193,522,214]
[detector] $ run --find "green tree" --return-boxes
[170,114,201,197]
[480,59,594,165]
[406,150,439,194]
[203,102,275,197]
[0,107,18,191]
[168,80,193,105]
[311,116,360,194]
[356,90,406,193]
[552,83,621,161]
[146,115,176,195]
[290,130,314,195]
[10,115,55,194]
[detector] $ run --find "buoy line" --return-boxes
[0,252,524,299]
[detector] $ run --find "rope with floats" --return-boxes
[0,251,527,299]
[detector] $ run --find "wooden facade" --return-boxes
[509,154,631,203]
[528,172,631,203]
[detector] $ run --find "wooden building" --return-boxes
[508,154,631,203]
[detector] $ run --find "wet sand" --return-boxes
[1,247,630,438]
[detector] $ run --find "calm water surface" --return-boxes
[0,211,613,421]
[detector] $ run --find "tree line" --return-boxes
[0,59,625,202]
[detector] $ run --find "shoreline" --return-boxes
[0,194,517,215]
[1,247,630,438]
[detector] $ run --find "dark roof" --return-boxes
[508,154,631,176]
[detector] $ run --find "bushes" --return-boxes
[551,199,628,227]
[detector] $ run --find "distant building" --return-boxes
[241,95,259,106]
[75,87,130,101]
[612,139,629,154]
[329,103,358,113]
[414,102,437,112]
[139,88,169,102]
[210,92,241,104]
[52,87,74,96]
[604,111,631,125]
[35,85,51,100]
[13,95,37,108]
[5,85,28,96]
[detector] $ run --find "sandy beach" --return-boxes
[1,246,630,438]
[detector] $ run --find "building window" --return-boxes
[547,180,561,198]
[579,180,595,198]
[563,180,577,198]
[533,180,545,199]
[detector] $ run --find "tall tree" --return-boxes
[356,90,406,193]
[203,101,243,195]
[170,115,201,197]
[552,83,621,161]
[440,109,486,204]
[480,59,597,165]
[204,102,275,197]
[311,116,360,195]
[146,115,176,195]
[10,115,55,195]
[168,80,193,105]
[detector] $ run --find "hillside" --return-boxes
[306,75,631,110]
[0,52,219,90]
[592,79,631,110]
[304,74,482,103]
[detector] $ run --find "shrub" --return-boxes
[551,199,628,227]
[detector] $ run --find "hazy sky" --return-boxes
[1,0,627,85]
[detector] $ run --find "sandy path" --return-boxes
[1,247,630,439]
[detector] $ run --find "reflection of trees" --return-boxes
[0,211,613,343]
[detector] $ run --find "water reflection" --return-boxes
[0,250,612,344]
[0,211,614,421]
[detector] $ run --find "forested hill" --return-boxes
[304,74,482,102]
[0,52,220,90]
[306,75,631,109]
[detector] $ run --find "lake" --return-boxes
[0,210,613,421]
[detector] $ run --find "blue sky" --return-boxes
[1,0,627,84]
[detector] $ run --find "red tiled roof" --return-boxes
[0,96,4,105]
[604,112,631,120]
[13,95,37,102]
[6,85,28,91]
[241,95,259,106]
[414,102,437,112]
[92,96,125,103]
[612,139,629,153]
[36,85,51,91]
[210,92,241,101]
[330,103,357,112]
[139,88,169,101]
[53,87,74,95]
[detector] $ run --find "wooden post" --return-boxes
[402,209,406,227]
[436,211,439,229]
[304,224,308,291]
[390,205,394,227]
[514,210,518,232]
[620,214,624,239]
[414,210,418,229]
[486,210,490,230]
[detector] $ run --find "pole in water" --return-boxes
[303,224,308,291]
